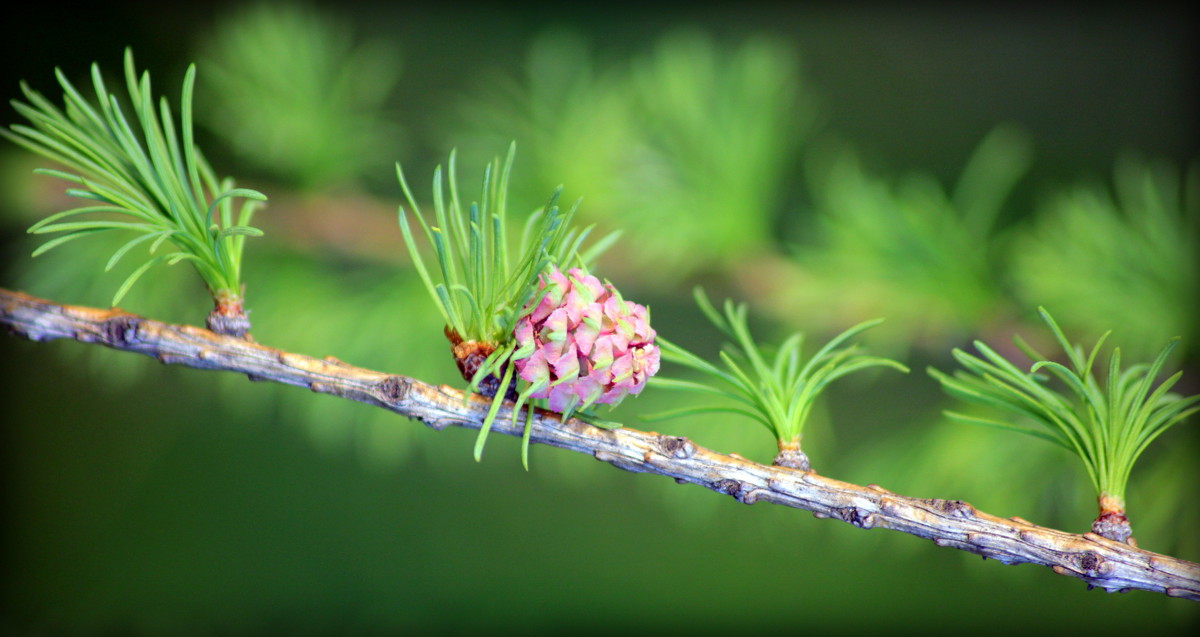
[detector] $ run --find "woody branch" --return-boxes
[2,286,1197,601]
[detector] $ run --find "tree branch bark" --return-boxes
[3,286,1197,601]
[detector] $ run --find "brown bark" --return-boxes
[1094,492,1136,546]
[2,287,1197,601]
[206,287,251,338]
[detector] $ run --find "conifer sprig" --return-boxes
[929,307,1199,544]
[2,49,266,335]
[648,288,908,470]
[396,143,618,464]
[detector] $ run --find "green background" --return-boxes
[2,2,1197,633]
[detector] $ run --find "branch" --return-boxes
[3,286,1198,601]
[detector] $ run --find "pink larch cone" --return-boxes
[513,266,659,413]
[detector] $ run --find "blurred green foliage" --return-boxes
[1010,157,1199,359]
[776,126,1032,350]
[1,2,1197,633]
[198,2,404,192]
[456,28,814,278]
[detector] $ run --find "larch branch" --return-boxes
[2,286,1197,601]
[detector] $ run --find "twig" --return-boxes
[2,286,1197,601]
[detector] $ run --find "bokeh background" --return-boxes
[2,1,1197,633]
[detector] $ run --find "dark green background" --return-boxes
[2,2,1197,634]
